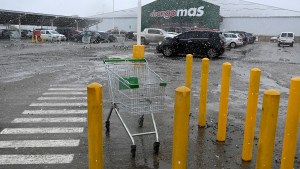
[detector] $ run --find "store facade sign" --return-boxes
[150,6,205,19]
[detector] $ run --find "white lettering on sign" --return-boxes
[150,6,205,19]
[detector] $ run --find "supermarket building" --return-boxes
[90,0,300,40]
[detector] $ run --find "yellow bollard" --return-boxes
[242,68,261,161]
[198,58,210,127]
[132,45,145,59]
[41,35,44,43]
[256,89,280,169]
[185,54,193,90]
[217,62,232,142]
[172,86,191,169]
[87,83,103,169]
[280,78,300,169]
[31,35,34,43]
[35,35,38,44]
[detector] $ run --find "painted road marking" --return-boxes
[0,154,74,164]
[0,140,80,148]
[30,103,87,107]
[51,84,86,87]
[0,127,84,134]
[37,97,86,100]
[43,92,86,95]
[12,117,87,123]
[48,88,86,91]
[22,110,87,115]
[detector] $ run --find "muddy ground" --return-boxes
[0,39,300,169]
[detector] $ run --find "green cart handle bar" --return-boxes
[103,58,146,63]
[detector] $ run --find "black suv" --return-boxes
[156,31,225,58]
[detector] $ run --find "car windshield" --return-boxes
[49,30,59,34]
[288,33,293,37]
[281,33,287,37]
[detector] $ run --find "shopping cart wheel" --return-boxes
[138,116,144,127]
[153,142,160,154]
[131,145,136,158]
[105,121,110,132]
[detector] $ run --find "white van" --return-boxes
[278,32,294,47]
[40,30,66,42]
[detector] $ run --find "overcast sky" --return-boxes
[0,0,299,17]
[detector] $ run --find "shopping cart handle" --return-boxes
[103,58,146,63]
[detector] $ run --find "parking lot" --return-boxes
[0,39,300,169]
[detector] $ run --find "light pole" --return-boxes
[132,0,144,59]
[137,0,141,45]
[113,0,115,30]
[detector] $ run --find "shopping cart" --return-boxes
[103,58,167,157]
[82,32,91,48]
[113,34,128,50]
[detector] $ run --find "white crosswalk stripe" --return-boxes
[0,127,84,134]
[12,117,87,123]
[0,84,88,166]
[37,97,86,100]
[51,84,86,87]
[48,88,86,91]
[22,110,87,115]
[0,140,80,148]
[43,92,86,95]
[0,154,74,164]
[30,103,87,107]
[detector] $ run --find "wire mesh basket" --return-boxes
[104,58,167,115]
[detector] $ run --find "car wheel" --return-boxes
[230,42,236,48]
[290,43,293,47]
[141,38,149,45]
[207,48,219,58]
[163,47,174,57]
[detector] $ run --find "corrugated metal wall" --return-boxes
[220,17,300,36]
[90,18,137,32]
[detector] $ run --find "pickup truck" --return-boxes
[134,28,177,45]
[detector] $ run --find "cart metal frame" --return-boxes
[103,58,166,157]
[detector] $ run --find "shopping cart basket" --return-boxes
[114,34,128,50]
[103,58,167,157]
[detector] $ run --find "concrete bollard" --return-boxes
[132,45,145,59]
[185,54,193,90]
[87,83,103,169]
[198,58,210,127]
[280,78,300,169]
[255,89,280,169]
[242,68,261,161]
[217,62,232,142]
[172,86,191,169]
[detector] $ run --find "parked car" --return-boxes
[70,31,101,43]
[229,31,248,45]
[98,31,116,43]
[156,30,225,58]
[40,30,66,41]
[167,32,180,36]
[245,33,255,44]
[1,30,13,39]
[223,32,243,48]
[9,31,21,39]
[278,32,294,47]
[125,31,135,40]
[69,30,82,42]
[56,28,80,41]
[270,35,279,43]
[134,28,177,45]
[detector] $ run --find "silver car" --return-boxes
[223,32,243,48]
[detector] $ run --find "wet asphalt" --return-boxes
[0,39,300,169]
